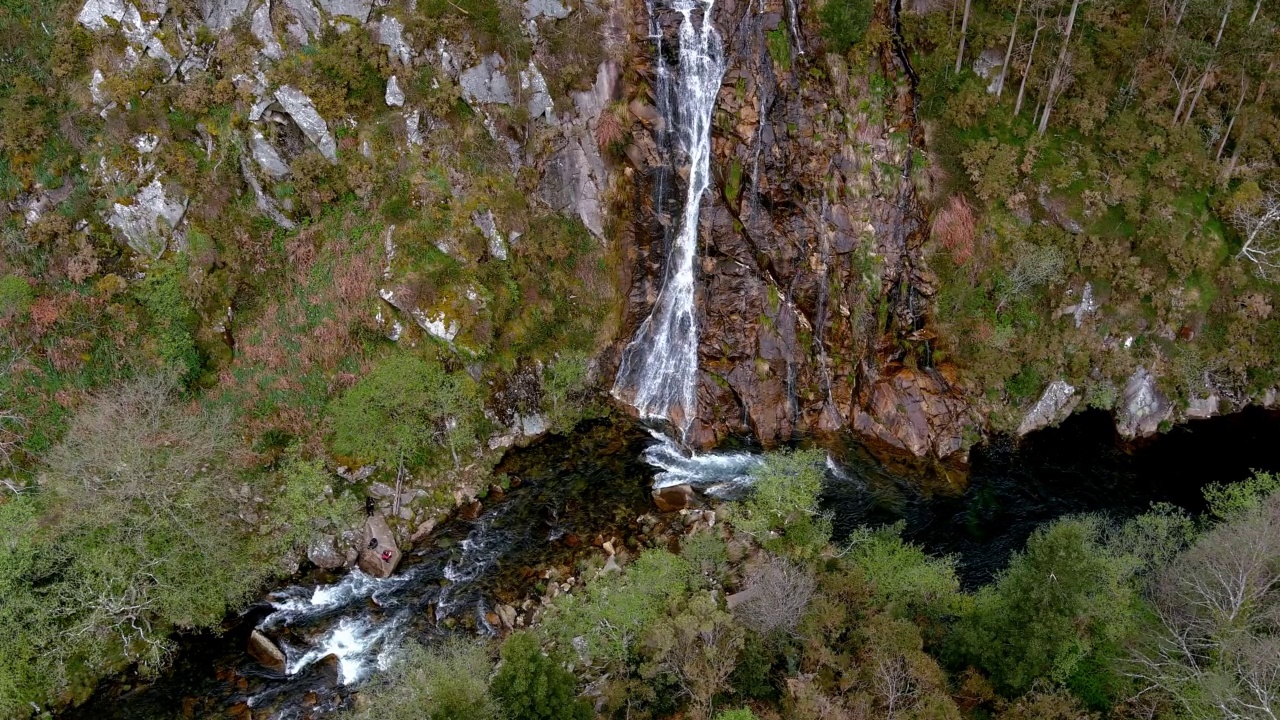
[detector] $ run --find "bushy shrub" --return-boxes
[328,352,483,470]
[819,0,874,54]
[947,517,1140,695]
[346,639,498,720]
[492,632,590,720]
[729,450,831,557]
[541,548,695,670]
[852,526,964,622]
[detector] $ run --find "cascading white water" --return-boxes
[612,0,725,437]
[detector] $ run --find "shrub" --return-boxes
[852,526,964,622]
[729,450,831,557]
[328,352,482,470]
[0,376,276,715]
[819,0,874,54]
[541,549,695,670]
[733,553,816,636]
[135,259,201,383]
[947,517,1140,695]
[492,632,590,720]
[642,592,745,720]
[345,638,498,720]
[715,709,759,720]
[0,275,32,318]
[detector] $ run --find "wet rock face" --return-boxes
[617,0,961,461]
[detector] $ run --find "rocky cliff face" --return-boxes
[613,0,975,464]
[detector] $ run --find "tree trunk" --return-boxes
[1217,74,1248,160]
[1015,13,1044,115]
[1183,65,1211,125]
[956,0,974,73]
[997,0,1024,96]
[1214,0,1234,48]
[1171,65,1193,124]
[1037,0,1081,135]
[1250,0,1261,23]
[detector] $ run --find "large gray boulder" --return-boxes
[274,85,337,161]
[306,533,346,569]
[1017,380,1078,435]
[200,0,252,31]
[316,0,371,21]
[250,127,290,177]
[357,514,401,578]
[108,179,186,259]
[460,54,514,105]
[523,0,570,19]
[1117,366,1172,438]
[538,136,604,237]
[251,1,284,59]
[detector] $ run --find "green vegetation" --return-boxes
[906,0,1280,423]
[345,638,499,720]
[819,0,875,54]
[349,457,1280,720]
[491,632,592,720]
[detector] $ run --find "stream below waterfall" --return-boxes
[65,407,1280,719]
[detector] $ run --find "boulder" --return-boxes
[495,604,517,629]
[108,179,187,259]
[521,62,554,122]
[376,16,412,65]
[200,0,252,31]
[251,1,284,60]
[247,629,287,673]
[357,514,401,578]
[460,54,514,105]
[652,484,696,513]
[1117,366,1172,438]
[537,136,605,237]
[385,75,405,107]
[1186,394,1219,419]
[316,0,370,21]
[522,0,570,19]
[306,534,345,569]
[250,127,290,177]
[1017,380,1078,435]
[274,85,336,161]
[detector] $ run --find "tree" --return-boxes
[492,632,591,720]
[1127,489,1280,720]
[1037,0,1083,135]
[345,639,498,720]
[328,352,482,470]
[948,517,1140,695]
[732,553,816,636]
[643,592,745,720]
[956,0,974,73]
[729,450,831,558]
[1229,185,1280,280]
[996,0,1024,96]
[1014,4,1047,116]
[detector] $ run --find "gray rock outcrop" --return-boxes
[523,0,570,20]
[1017,380,1078,435]
[460,54,514,105]
[274,85,337,161]
[1117,366,1172,438]
[251,1,284,59]
[385,75,405,107]
[108,179,187,259]
[317,0,371,21]
[200,0,252,31]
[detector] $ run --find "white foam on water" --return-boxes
[283,615,404,686]
[643,430,761,498]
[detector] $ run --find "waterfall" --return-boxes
[612,0,725,437]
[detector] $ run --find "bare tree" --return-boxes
[644,592,744,720]
[1015,6,1048,115]
[956,0,974,73]
[1128,493,1280,719]
[997,0,1025,96]
[1231,186,1280,280]
[872,655,920,719]
[733,554,816,636]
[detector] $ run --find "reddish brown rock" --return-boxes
[652,484,696,513]
[247,629,286,673]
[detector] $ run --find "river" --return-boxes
[64,406,1280,719]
